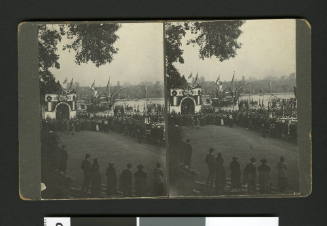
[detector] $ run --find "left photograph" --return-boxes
[38,22,166,199]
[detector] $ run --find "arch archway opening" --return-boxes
[181,97,195,115]
[56,103,70,120]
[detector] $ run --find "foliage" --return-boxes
[165,21,244,89]
[38,23,121,96]
[187,21,244,61]
[165,23,188,89]
[38,25,63,96]
[64,23,120,67]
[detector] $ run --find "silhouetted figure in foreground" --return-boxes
[277,156,288,192]
[153,163,165,196]
[230,157,241,190]
[244,157,257,193]
[81,154,91,193]
[119,163,133,196]
[215,153,226,194]
[91,158,101,196]
[258,158,271,193]
[134,164,147,196]
[106,162,117,195]
[205,148,216,188]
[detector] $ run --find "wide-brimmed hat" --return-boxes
[250,157,256,162]
[137,164,144,169]
[261,158,267,163]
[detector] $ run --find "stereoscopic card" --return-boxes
[18,19,311,200]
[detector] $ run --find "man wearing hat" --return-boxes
[81,153,92,193]
[277,156,288,192]
[134,164,147,196]
[119,163,133,196]
[243,157,257,193]
[153,163,165,196]
[106,162,117,195]
[258,158,271,193]
[205,148,216,188]
[230,157,241,191]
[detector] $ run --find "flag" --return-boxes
[144,86,148,98]
[63,78,68,84]
[188,73,193,79]
[90,80,95,90]
[215,75,220,85]
[107,76,111,97]
[106,76,110,88]
[194,73,198,82]
[268,81,272,92]
[68,78,74,89]
[192,73,199,87]
[231,71,235,94]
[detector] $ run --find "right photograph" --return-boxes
[165,19,303,197]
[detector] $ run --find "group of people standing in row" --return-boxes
[81,154,166,197]
[205,148,288,194]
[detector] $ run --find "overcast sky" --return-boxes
[50,22,164,87]
[175,19,296,82]
[49,20,295,87]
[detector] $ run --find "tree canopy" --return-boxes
[38,23,121,96]
[165,21,244,89]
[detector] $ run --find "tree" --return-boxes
[165,23,188,89]
[165,21,244,89]
[38,23,121,96]
[64,23,120,67]
[38,25,63,96]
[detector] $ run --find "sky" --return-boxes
[175,19,296,82]
[49,22,164,87]
[48,20,295,87]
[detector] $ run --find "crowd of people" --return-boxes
[168,107,297,143]
[80,154,166,197]
[41,118,167,198]
[204,148,288,194]
[41,126,71,198]
[167,119,291,195]
[43,114,165,146]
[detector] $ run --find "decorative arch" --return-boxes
[180,96,197,106]
[180,96,196,115]
[55,102,71,120]
[54,101,72,112]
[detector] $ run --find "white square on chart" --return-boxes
[206,217,279,226]
[44,217,71,226]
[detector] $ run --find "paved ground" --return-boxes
[177,125,299,194]
[58,130,166,190]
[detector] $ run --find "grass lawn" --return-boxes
[58,130,166,190]
[177,125,299,194]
